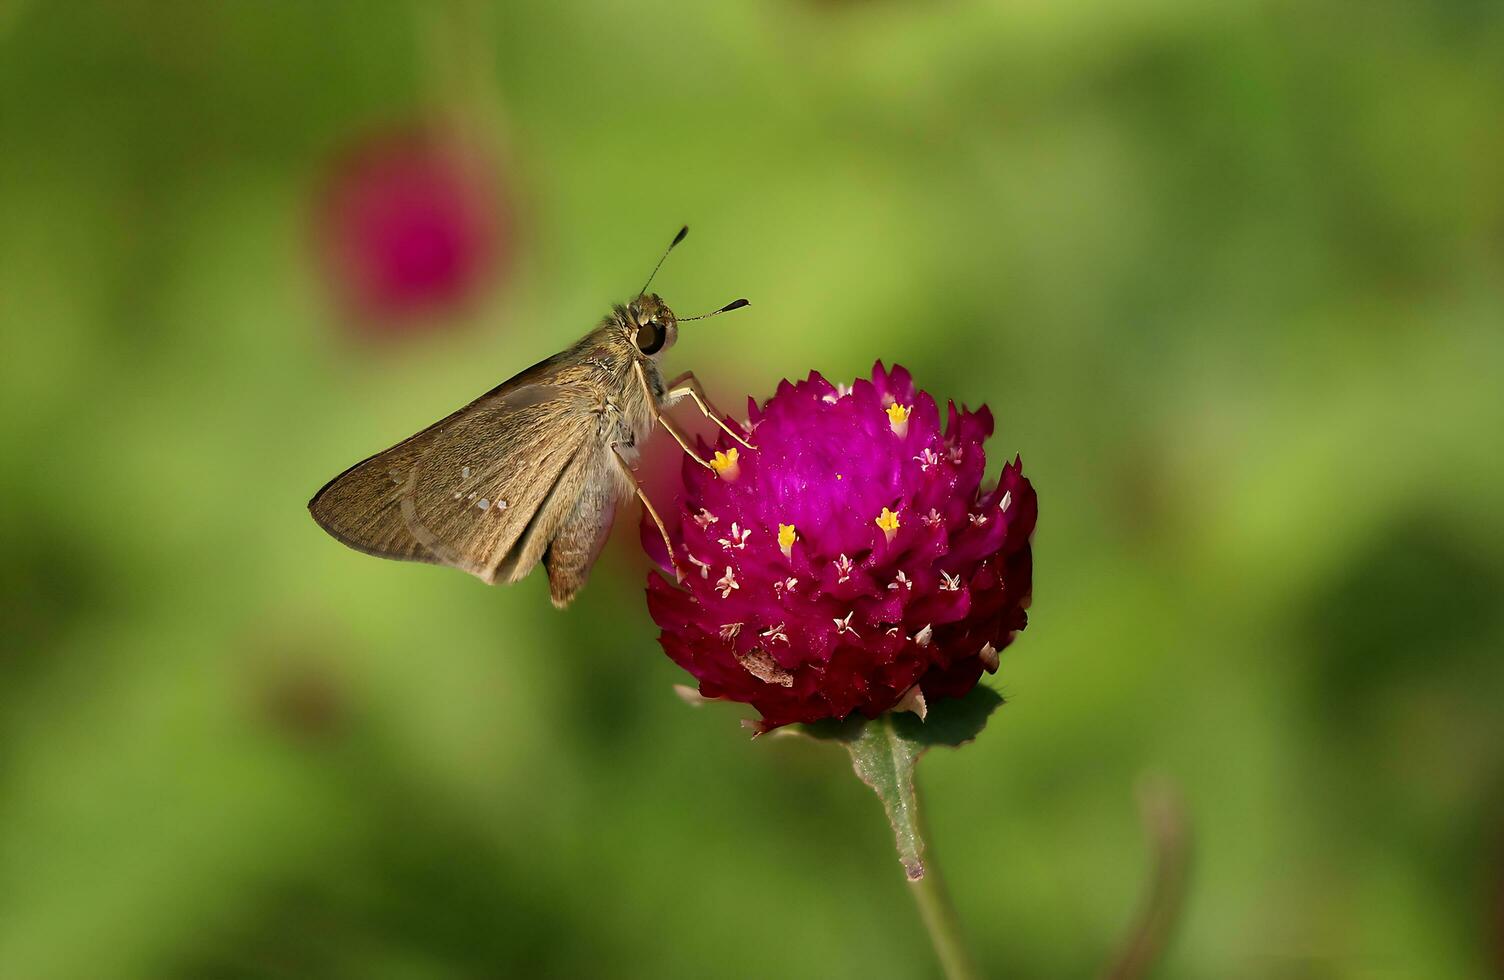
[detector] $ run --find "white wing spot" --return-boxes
[461,465,472,478]
[476,498,490,510]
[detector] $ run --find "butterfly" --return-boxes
[309,226,751,606]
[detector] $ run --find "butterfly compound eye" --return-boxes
[635,320,667,355]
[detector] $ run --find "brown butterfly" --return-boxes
[308,226,751,607]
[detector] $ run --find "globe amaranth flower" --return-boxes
[316,124,511,328]
[644,362,1036,730]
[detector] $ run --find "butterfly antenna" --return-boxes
[640,225,689,296]
[680,298,750,322]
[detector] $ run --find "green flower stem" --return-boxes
[906,815,979,980]
[798,690,1002,979]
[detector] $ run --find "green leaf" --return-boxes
[795,686,1004,878]
[846,713,928,878]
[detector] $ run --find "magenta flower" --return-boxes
[316,125,509,328]
[645,362,1036,730]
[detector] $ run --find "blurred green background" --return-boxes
[3,1,1503,977]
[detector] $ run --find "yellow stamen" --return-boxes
[710,447,740,481]
[876,507,900,542]
[778,523,796,558]
[887,403,911,438]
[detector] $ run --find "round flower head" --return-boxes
[316,125,509,329]
[644,362,1036,730]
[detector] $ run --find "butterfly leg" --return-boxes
[633,361,716,471]
[611,442,683,582]
[664,371,756,450]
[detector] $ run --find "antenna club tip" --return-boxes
[727,298,750,310]
[672,225,689,246]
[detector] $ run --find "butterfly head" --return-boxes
[622,227,750,359]
[626,293,678,358]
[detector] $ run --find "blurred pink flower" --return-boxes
[316,124,510,330]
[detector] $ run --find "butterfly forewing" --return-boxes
[403,385,598,582]
[307,425,447,566]
[310,377,601,583]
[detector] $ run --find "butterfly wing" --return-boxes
[309,373,609,585]
[540,458,623,607]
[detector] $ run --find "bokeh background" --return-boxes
[3,1,1502,977]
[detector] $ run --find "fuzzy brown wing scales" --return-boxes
[310,382,598,582]
[542,454,622,607]
[401,389,601,583]
[308,428,445,565]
